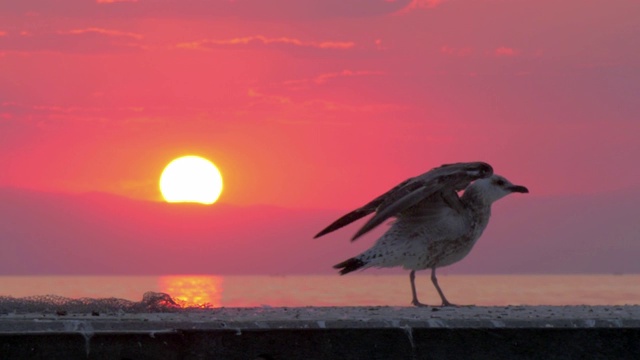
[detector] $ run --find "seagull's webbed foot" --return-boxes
[411,299,430,307]
[440,300,456,307]
[439,301,475,307]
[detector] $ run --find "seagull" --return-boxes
[315,162,528,307]
[315,162,494,241]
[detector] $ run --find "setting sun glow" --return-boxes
[159,275,223,308]
[159,156,223,205]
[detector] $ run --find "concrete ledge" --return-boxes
[1,306,639,359]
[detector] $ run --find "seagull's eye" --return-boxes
[496,179,505,186]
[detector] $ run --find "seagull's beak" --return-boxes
[509,185,529,193]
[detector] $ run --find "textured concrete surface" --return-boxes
[1,306,639,359]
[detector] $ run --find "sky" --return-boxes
[1,0,639,275]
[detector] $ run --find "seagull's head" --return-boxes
[471,174,529,203]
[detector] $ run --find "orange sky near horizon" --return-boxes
[1,0,639,209]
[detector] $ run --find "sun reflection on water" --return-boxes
[158,275,223,308]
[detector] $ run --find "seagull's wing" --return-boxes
[393,188,470,241]
[314,161,493,240]
[313,177,417,238]
[350,161,492,240]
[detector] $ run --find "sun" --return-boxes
[159,155,223,205]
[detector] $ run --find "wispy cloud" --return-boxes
[0,27,146,53]
[282,70,385,90]
[96,0,138,3]
[247,88,402,115]
[176,35,355,51]
[495,46,519,57]
[315,70,384,84]
[394,0,447,14]
[1,0,408,20]
[60,27,143,40]
[440,45,473,57]
[248,88,292,106]
[439,45,521,58]
[284,70,385,88]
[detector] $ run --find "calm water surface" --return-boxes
[0,275,638,307]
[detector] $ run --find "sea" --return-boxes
[0,275,638,308]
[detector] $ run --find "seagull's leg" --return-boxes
[431,268,455,307]
[410,270,428,307]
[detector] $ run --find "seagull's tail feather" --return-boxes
[333,257,366,275]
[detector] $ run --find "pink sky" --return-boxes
[0,1,639,275]
[1,0,638,207]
